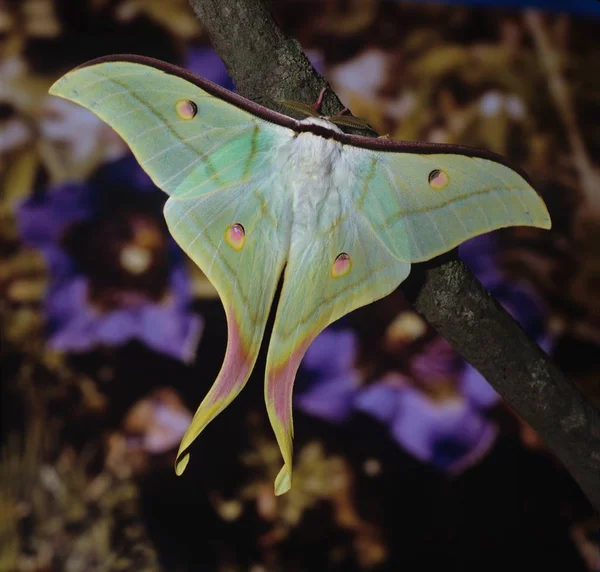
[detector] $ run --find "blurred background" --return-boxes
[1,0,600,570]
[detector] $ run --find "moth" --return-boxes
[49,55,551,495]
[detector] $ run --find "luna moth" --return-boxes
[49,55,551,496]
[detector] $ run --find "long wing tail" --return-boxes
[264,217,411,495]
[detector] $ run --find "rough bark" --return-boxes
[189,0,600,511]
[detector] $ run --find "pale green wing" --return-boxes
[49,59,293,474]
[49,60,289,199]
[351,150,551,262]
[49,57,552,497]
[264,217,411,495]
[165,185,288,474]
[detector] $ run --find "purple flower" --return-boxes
[297,328,499,474]
[410,336,462,385]
[296,307,507,473]
[295,329,360,423]
[185,46,236,92]
[352,377,404,426]
[302,328,358,377]
[17,157,203,362]
[355,379,498,474]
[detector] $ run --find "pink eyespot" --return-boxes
[175,99,198,120]
[331,252,352,278]
[225,223,246,251]
[428,169,449,191]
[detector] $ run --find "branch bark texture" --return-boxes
[189,0,600,511]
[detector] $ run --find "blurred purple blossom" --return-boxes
[410,336,462,385]
[356,381,498,474]
[296,329,360,423]
[297,328,500,474]
[185,46,236,92]
[17,157,203,362]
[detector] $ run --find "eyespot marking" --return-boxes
[331,253,352,278]
[175,99,198,120]
[428,169,449,191]
[225,223,245,251]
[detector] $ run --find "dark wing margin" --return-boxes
[74,54,535,185]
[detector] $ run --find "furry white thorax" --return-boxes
[274,117,354,236]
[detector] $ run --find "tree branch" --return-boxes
[189,0,600,511]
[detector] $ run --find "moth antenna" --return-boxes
[327,114,375,131]
[278,99,320,118]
